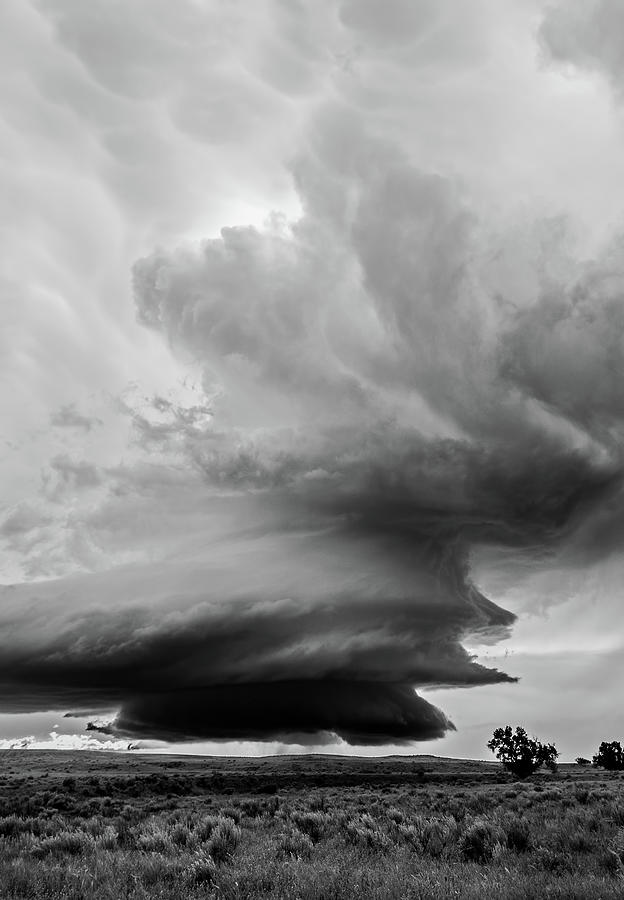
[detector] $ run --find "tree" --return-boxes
[575,757,590,766]
[487,726,558,778]
[592,741,624,771]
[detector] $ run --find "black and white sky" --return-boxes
[2,0,624,758]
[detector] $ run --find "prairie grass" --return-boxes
[0,754,623,897]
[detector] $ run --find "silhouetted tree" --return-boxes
[487,726,558,778]
[592,741,624,771]
[575,757,590,766]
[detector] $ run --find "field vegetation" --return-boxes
[0,751,622,898]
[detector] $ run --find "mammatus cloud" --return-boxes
[2,0,624,749]
[540,0,624,97]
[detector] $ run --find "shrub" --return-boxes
[397,823,422,847]
[94,825,118,851]
[263,796,280,817]
[468,791,494,814]
[487,726,558,778]
[139,854,184,887]
[344,815,391,852]
[0,815,34,838]
[206,818,241,864]
[278,825,314,860]
[46,793,72,811]
[422,819,454,857]
[196,814,225,842]
[290,811,327,843]
[240,798,264,817]
[386,807,405,824]
[218,806,241,824]
[460,820,506,863]
[33,829,95,856]
[170,821,195,847]
[184,850,217,885]
[137,821,174,854]
[447,799,467,822]
[533,846,573,873]
[505,817,531,853]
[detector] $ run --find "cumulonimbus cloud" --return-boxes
[0,510,515,743]
[2,0,624,747]
[108,105,622,744]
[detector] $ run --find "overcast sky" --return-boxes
[2,0,624,760]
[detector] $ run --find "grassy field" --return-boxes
[0,751,622,898]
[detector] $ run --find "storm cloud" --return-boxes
[5,110,621,746]
[2,0,624,750]
[0,509,515,742]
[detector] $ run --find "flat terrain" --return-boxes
[0,751,622,898]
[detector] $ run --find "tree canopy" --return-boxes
[592,741,624,771]
[487,726,558,778]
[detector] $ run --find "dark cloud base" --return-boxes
[103,681,456,745]
[0,528,516,745]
